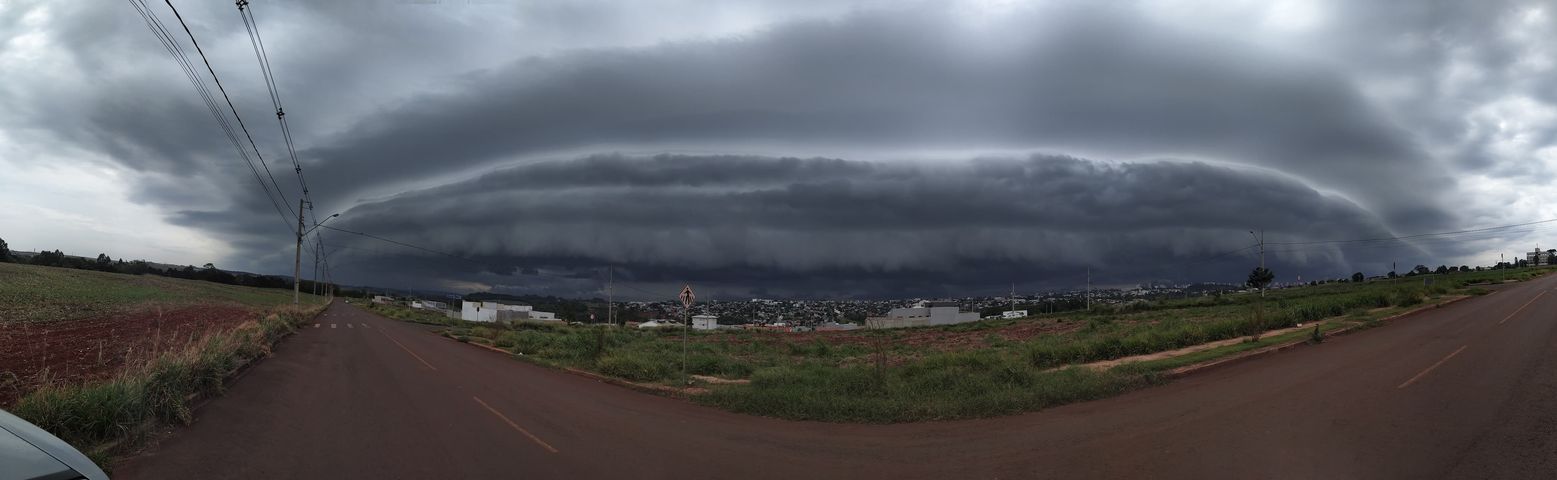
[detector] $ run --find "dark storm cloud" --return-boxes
[319,154,1403,299]
[10,1,1545,297]
[300,6,1454,232]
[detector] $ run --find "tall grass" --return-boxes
[700,350,1159,422]
[375,268,1552,423]
[9,304,322,463]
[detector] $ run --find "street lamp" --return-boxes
[295,213,341,305]
[302,213,340,237]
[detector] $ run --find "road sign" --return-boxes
[679,285,695,308]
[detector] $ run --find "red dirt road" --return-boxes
[0,305,254,405]
[118,275,1557,479]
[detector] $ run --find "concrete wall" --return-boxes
[692,315,719,330]
[462,301,540,322]
[462,302,496,322]
[867,306,977,329]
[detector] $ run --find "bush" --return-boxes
[701,353,1158,422]
[597,353,673,382]
[493,332,519,348]
[687,353,755,378]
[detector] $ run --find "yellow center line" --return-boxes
[473,396,559,453]
[1398,345,1468,389]
[1498,290,1548,325]
[377,329,437,371]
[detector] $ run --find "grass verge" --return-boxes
[7,303,325,468]
[371,267,1550,423]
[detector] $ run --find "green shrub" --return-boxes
[493,331,520,348]
[597,353,673,382]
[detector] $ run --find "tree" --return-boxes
[1435,265,1448,274]
[30,249,63,267]
[0,237,8,262]
[1388,271,1398,279]
[1246,267,1274,291]
[1460,265,1470,272]
[203,263,216,270]
[1351,272,1365,283]
[1413,265,1430,275]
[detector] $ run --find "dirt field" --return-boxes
[0,304,257,405]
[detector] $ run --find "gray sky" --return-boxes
[3,0,1556,299]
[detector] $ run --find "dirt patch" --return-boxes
[0,304,259,406]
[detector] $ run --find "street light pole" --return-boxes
[1249,229,1265,297]
[294,212,341,305]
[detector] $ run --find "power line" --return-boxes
[127,0,294,231]
[236,0,311,207]
[161,0,297,225]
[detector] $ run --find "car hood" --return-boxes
[0,409,108,480]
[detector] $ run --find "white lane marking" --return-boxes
[313,323,319,328]
[361,323,370,328]
[331,324,337,329]
[1398,345,1468,389]
[377,329,437,371]
[1499,290,1548,325]
[348,323,355,328]
[473,396,559,453]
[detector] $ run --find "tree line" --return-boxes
[0,236,327,292]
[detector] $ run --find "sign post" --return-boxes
[679,285,696,383]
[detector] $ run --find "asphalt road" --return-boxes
[117,274,1557,479]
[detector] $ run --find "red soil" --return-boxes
[0,304,258,406]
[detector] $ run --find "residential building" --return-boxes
[1528,248,1553,266]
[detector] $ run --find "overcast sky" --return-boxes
[3,0,1556,300]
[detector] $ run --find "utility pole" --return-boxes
[1249,229,1265,297]
[607,267,615,326]
[1010,283,1016,316]
[293,198,304,305]
[1085,268,1091,311]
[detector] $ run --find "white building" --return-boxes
[865,301,979,329]
[1528,249,1553,266]
[692,314,719,330]
[411,300,449,310]
[372,295,394,304]
[461,300,557,323]
[1001,310,1028,319]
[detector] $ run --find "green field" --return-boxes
[370,266,1551,423]
[0,263,310,323]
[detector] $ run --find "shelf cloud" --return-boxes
[4,0,1553,298]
